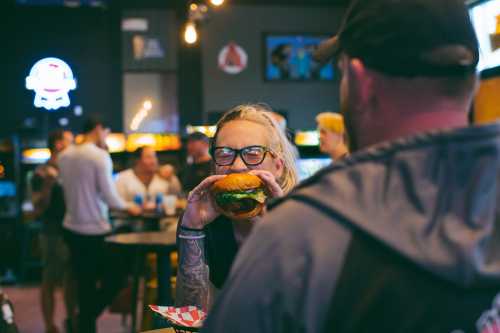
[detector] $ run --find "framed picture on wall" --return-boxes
[263,33,335,82]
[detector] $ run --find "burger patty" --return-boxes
[214,189,265,213]
[218,198,259,213]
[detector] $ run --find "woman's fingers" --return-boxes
[248,170,284,198]
[188,175,226,203]
[183,175,226,228]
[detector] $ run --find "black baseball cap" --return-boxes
[314,0,479,77]
[82,115,108,134]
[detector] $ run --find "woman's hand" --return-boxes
[246,170,284,222]
[248,170,284,199]
[158,164,175,180]
[181,175,227,230]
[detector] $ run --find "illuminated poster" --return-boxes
[470,1,500,72]
[25,57,77,111]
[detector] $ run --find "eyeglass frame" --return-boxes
[211,145,276,167]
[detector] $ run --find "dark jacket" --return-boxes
[205,216,238,289]
[31,163,66,235]
[203,123,500,333]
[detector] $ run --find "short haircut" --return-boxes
[82,116,105,134]
[316,112,345,135]
[187,132,209,143]
[48,130,65,152]
[133,146,155,161]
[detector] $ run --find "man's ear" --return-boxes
[348,58,373,105]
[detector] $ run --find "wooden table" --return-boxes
[106,229,177,333]
[110,211,173,232]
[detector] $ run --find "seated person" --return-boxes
[158,164,182,195]
[115,146,181,212]
[180,132,212,193]
[175,104,299,310]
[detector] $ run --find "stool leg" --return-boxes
[157,250,172,305]
[131,251,142,333]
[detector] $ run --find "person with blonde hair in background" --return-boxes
[316,112,349,161]
[175,103,298,310]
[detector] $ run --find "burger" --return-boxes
[211,173,267,220]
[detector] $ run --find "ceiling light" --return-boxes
[210,0,224,6]
[184,21,198,45]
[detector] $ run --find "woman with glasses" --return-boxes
[176,104,298,310]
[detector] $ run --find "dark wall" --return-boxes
[122,9,178,71]
[202,5,344,130]
[2,5,122,137]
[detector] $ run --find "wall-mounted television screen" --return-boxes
[469,0,500,73]
[264,34,334,81]
[296,158,331,181]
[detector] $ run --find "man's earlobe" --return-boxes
[349,58,367,82]
[349,58,373,101]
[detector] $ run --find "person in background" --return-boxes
[176,104,298,311]
[180,132,212,193]
[316,112,349,161]
[31,130,76,333]
[59,117,141,333]
[115,146,182,211]
[158,164,183,195]
[203,1,500,332]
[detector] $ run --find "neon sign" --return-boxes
[25,57,77,111]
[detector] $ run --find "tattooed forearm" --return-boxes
[176,231,209,309]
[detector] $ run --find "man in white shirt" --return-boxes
[115,146,182,209]
[59,117,141,333]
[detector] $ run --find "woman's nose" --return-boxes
[230,155,248,172]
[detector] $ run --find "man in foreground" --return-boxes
[203,0,500,332]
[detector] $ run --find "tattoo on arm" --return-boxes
[176,232,209,309]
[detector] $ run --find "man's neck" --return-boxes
[134,166,153,176]
[134,166,154,186]
[82,134,97,145]
[330,144,349,160]
[358,106,468,150]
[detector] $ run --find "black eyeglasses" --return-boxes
[211,145,274,166]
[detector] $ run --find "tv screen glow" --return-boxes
[469,0,500,72]
[264,34,334,81]
[296,158,331,181]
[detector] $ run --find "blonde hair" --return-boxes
[213,104,299,194]
[316,112,345,134]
